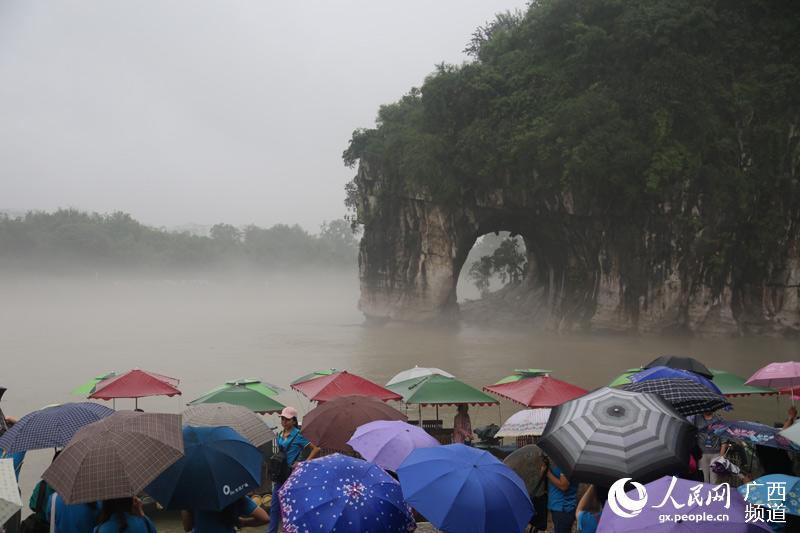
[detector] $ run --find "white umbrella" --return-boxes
[386,366,455,386]
[495,408,552,438]
[0,458,22,525]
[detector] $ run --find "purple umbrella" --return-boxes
[346,420,440,472]
[597,475,772,532]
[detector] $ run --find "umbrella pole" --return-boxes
[418,404,422,424]
[135,398,138,410]
[436,405,439,422]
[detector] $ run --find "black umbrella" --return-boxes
[538,387,696,486]
[621,378,731,416]
[644,355,713,379]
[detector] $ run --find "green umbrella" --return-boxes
[290,369,337,386]
[492,369,553,385]
[387,375,498,405]
[710,369,777,397]
[72,372,118,396]
[187,379,285,414]
[608,368,643,388]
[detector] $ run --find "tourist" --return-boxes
[46,493,100,533]
[542,455,578,533]
[181,496,268,533]
[452,404,473,445]
[693,411,728,484]
[267,407,320,533]
[94,498,156,533]
[575,485,606,533]
[782,406,797,430]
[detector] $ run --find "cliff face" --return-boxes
[355,162,800,337]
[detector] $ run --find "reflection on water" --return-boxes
[2,275,798,524]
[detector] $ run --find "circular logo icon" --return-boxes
[222,485,231,495]
[607,478,648,518]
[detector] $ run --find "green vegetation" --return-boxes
[344,0,800,289]
[0,209,357,274]
[469,237,528,297]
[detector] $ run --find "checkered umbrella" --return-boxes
[182,403,275,447]
[0,402,114,453]
[42,411,184,504]
[621,378,731,416]
[538,387,696,486]
[0,458,22,525]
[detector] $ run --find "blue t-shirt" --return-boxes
[578,510,600,533]
[191,497,257,533]
[547,465,578,512]
[1,449,25,479]
[275,427,310,467]
[94,513,156,533]
[46,494,101,533]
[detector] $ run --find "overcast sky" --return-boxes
[0,0,526,231]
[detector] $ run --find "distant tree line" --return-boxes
[0,209,358,275]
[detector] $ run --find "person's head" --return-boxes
[457,404,469,415]
[279,407,299,430]
[702,411,715,419]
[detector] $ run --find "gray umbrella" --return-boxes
[503,444,546,497]
[182,403,275,447]
[43,411,184,504]
[538,387,696,486]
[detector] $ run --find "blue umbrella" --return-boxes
[397,443,533,533]
[739,474,800,516]
[630,366,722,394]
[277,454,415,533]
[709,420,800,452]
[145,426,261,511]
[0,403,114,453]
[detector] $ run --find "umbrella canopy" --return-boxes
[597,475,772,532]
[72,372,118,395]
[182,403,275,447]
[630,366,722,394]
[502,444,547,500]
[621,378,731,417]
[780,423,800,446]
[146,426,261,511]
[483,375,587,408]
[746,362,800,390]
[708,420,800,452]
[608,368,644,388]
[710,369,777,397]
[492,369,553,385]
[0,458,22,525]
[302,395,406,452]
[398,443,534,533]
[495,408,552,438]
[278,453,416,533]
[739,474,800,516]
[0,387,6,402]
[386,366,455,386]
[187,380,285,414]
[89,369,181,400]
[346,420,439,472]
[0,402,114,453]
[291,371,402,403]
[539,387,696,486]
[388,374,498,406]
[43,411,184,504]
[644,355,714,379]
[290,368,337,386]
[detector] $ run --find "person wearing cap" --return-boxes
[267,407,320,533]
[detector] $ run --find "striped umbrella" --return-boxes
[621,378,732,416]
[182,403,275,447]
[0,403,114,453]
[538,387,696,486]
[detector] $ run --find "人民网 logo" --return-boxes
[608,477,648,518]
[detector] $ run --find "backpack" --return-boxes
[268,431,298,484]
[19,481,52,533]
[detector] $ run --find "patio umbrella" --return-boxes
[747,362,800,399]
[630,366,722,394]
[608,368,643,388]
[346,420,439,472]
[278,453,415,533]
[483,375,587,408]
[644,355,714,379]
[291,370,402,403]
[710,369,777,397]
[71,371,118,395]
[398,443,533,533]
[290,368,337,386]
[302,395,406,452]
[708,420,800,452]
[491,369,553,385]
[0,458,22,525]
[146,426,261,511]
[739,474,800,516]
[495,408,552,438]
[89,369,181,409]
[597,475,772,532]
[538,387,696,486]
[182,403,275,447]
[187,379,285,414]
[388,374,498,405]
[621,378,732,416]
[0,402,114,453]
[43,411,184,504]
[386,366,455,386]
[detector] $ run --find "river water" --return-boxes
[2,273,798,522]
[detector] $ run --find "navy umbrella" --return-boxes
[146,425,261,511]
[0,402,114,453]
[621,378,731,416]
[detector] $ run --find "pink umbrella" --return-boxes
[746,362,800,403]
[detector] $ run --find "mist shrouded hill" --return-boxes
[0,209,358,275]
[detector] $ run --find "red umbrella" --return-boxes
[291,371,402,403]
[89,369,181,409]
[483,375,587,408]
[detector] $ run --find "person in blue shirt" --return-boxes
[45,493,101,533]
[267,406,320,533]
[574,485,607,533]
[181,496,268,533]
[542,456,578,533]
[94,498,156,533]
